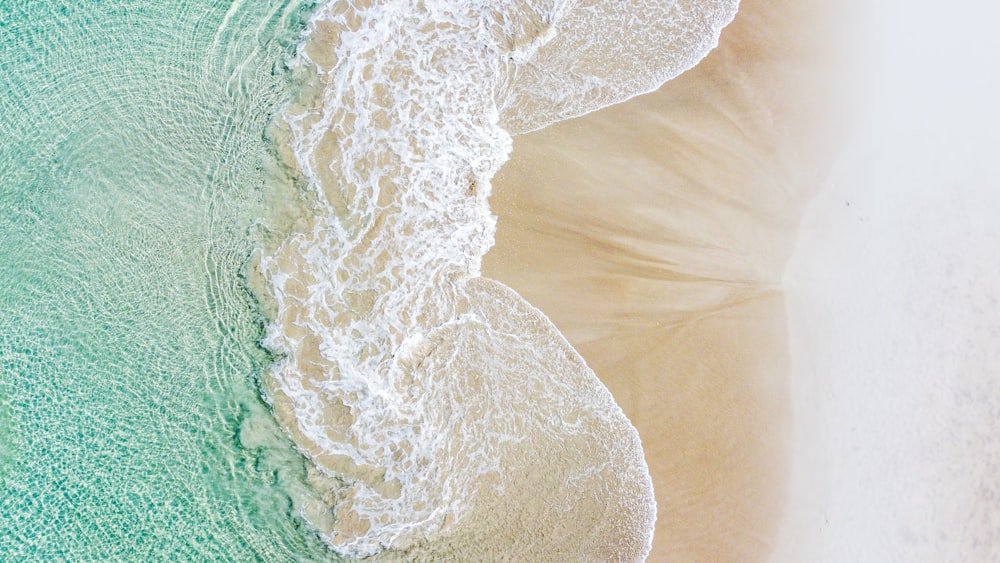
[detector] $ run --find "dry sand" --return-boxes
[482,0,844,560]
[772,0,1000,559]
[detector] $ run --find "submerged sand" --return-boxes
[483,0,843,560]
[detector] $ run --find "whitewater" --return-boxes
[253,0,738,559]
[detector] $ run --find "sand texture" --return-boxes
[483,0,842,559]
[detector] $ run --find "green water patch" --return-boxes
[0,0,337,559]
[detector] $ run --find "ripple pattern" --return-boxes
[0,0,342,559]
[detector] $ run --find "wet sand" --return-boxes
[482,0,842,560]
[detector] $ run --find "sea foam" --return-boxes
[256,0,737,558]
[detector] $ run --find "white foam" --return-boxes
[257,0,737,557]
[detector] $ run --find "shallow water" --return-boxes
[0,0,340,559]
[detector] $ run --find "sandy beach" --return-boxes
[483,0,842,559]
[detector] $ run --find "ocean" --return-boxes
[0,0,336,559]
[0,0,738,560]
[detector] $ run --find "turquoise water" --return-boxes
[0,0,338,559]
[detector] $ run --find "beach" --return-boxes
[484,0,842,559]
[774,0,1000,560]
[4,0,997,559]
[484,0,1000,559]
